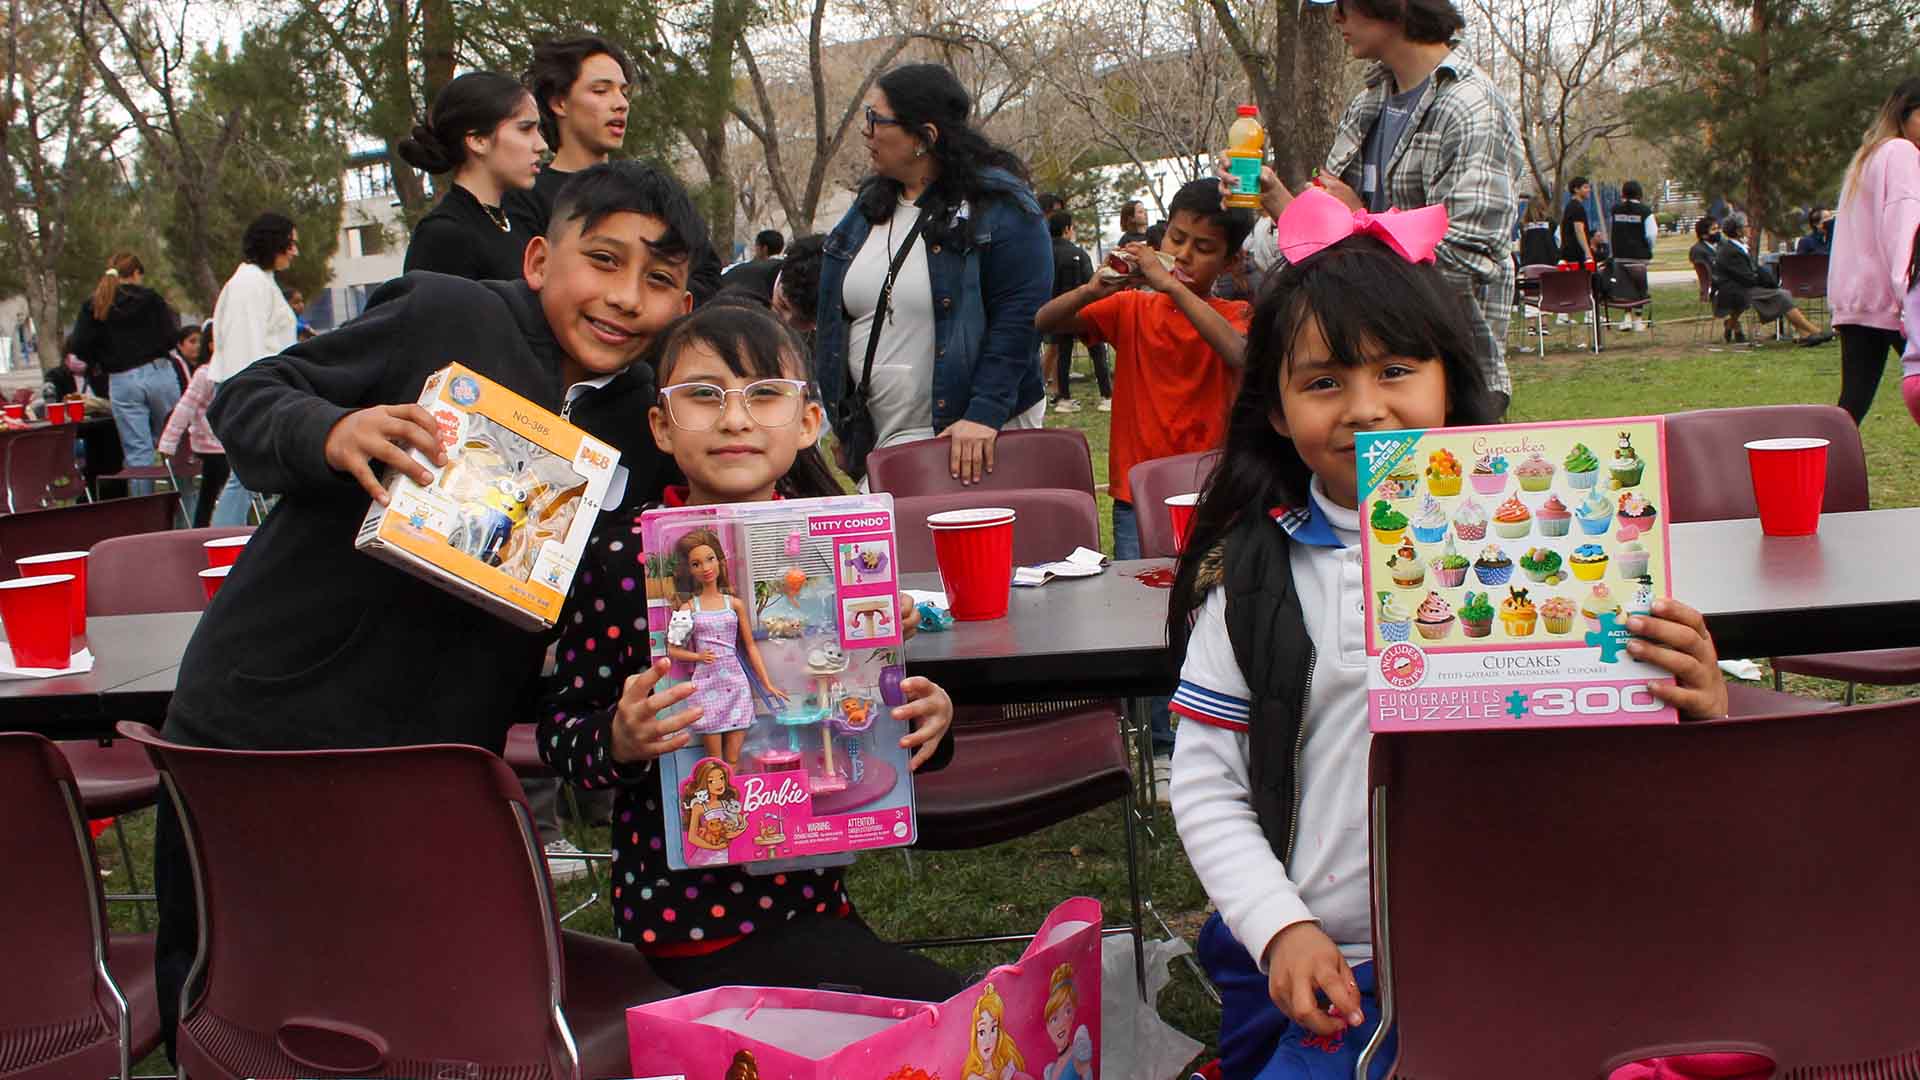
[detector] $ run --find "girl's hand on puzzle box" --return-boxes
[1627,598,1730,720]
[610,659,701,764]
[1264,921,1365,1037]
[892,676,952,770]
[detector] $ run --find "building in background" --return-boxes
[308,147,408,332]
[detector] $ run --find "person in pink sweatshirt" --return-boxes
[156,322,229,529]
[1830,78,1920,424]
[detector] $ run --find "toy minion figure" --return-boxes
[457,473,531,566]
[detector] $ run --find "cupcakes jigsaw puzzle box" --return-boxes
[1357,417,1679,731]
[640,495,917,872]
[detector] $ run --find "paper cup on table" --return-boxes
[927,507,1016,621]
[0,574,76,669]
[46,402,67,425]
[198,565,231,602]
[15,551,87,636]
[203,535,251,568]
[1166,493,1200,551]
[2,403,22,422]
[1745,437,1829,537]
[65,400,85,422]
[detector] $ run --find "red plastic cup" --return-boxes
[15,551,87,636]
[1166,493,1200,551]
[65,400,85,422]
[198,565,231,602]
[1745,437,1829,536]
[46,403,67,425]
[927,507,1016,621]
[0,574,76,669]
[1,403,22,422]
[203,535,251,568]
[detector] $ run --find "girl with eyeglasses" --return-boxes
[534,302,963,999]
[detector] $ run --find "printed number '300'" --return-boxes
[1530,685,1663,716]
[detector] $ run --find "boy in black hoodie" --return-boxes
[153,161,706,1052]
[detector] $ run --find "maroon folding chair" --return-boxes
[1666,405,1916,705]
[1530,268,1601,354]
[4,424,91,512]
[1127,451,1222,559]
[864,427,1096,498]
[96,445,204,525]
[117,722,672,1080]
[1597,259,1653,333]
[87,526,253,615]
[1360,698,1920,1077]
[0,494,181,578]
[1776,253,1829,328]
[0,732,162,1078]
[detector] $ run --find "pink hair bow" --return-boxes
[1273,186,1449,265]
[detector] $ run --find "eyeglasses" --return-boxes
[863,105,904,137]
[660,378,809,431]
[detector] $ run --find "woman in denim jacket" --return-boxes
[814,62,1051,485]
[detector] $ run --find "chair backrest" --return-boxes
[1664,405,1867,522]
[1368,698,1920,1077]
[1126,451,1222,559]
[0,733,127,1079]
[865,428,1096,498]
[10,387,33,406]
[1776,253,1829,299]
[1535,268,1594,314]
[4,426,82,512]
[88,526,254,615]
[116,723,577,1079]
[0,495,181,580]
[893,488,1100,574]
[1691,259,1713,303]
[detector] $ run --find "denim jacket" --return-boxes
[813,167,1051,432]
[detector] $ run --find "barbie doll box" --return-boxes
[1356,416,1679,732]
[625,897,1103,1080]
[354,363,620,631]
[641,494,917,873]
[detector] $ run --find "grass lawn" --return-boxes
[109,283,1913,1074]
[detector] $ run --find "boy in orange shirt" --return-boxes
[1037,178,1255,562]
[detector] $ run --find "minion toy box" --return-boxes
[355,363,619,630]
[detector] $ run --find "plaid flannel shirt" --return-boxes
[1327,50,1523,396]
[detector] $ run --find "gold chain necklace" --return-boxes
[480,201,511,233]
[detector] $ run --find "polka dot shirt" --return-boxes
[537,510,850,954]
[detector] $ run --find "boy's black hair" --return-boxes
[776,234,825,320]
[1165,236,1501,653]
[175,325,201,347]
[547,161,709,265]
[1621,180,1644,202]
[1568,176,1590,195]
[1047,210,1074,238]
[642,303,841,499]
[755,229,785,256]
[1166,178,1256,252]
[1038,191,1066,214]
[1340,0,1465,45]
[1694,216,1719,241]
[1145,220,1168,249]
[242,212,297,267]
[526,34,636,150]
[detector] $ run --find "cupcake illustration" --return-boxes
[1514,453,1555,492]
[1459,590,1495,638]
[1387,539,1425,588]
[1429,535,1471,588]
[1473,544,1514,586]
[1370,499,1409,545]
[1380,463,1420,500]
[1378,591,1412,642]
[1616,491,1658,540]
[1564,442,1601,490]
[1535,493,1573,538]
[1581,583,1622,632]
[1498,586,1538,636]
[1569,543,1610,581]
[1453,497,1490,541]
[1608,431,1645,489]
[1540,595,1577,634]
[1425,449,1463,497]
[1518,546,1563,583]
[1493,495,1533,539]
[1615,540,1651,580]
[1470,453,1510,495]
[1414,591,1456,640]
[1574,488,1614,535]
[1410,495,1450,543]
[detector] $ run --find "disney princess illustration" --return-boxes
[963,983,1033,1080]
[1040,964,1094,1080]
[666,528,788,767]
[682,759,747,863]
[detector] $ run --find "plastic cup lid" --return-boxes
[1165,492,1201,507]
[203,536,252,548]
[1744,437,1830,452]
[926,507,1017,529]
[16,551,88,564]
[198,566,231,579]
[0,573,75,590]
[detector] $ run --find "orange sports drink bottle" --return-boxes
[1225,104,1265,210]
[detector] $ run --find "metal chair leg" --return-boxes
[108,814,150,931]
[1121,778,1147,1000]
[1845,682,1858,706]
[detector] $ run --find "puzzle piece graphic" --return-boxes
[1585,611,1632,663]
[1505,690,1530,719]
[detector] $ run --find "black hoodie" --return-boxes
[69,283,179,375]
[174,271,670,753]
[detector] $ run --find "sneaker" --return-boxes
[1053,398,1080,413]
[1797,330,1835,348]
[1097,398,1112,412]
[544,838,592,883]
[1555,314,1572,325]
[1152,752,1173,806]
